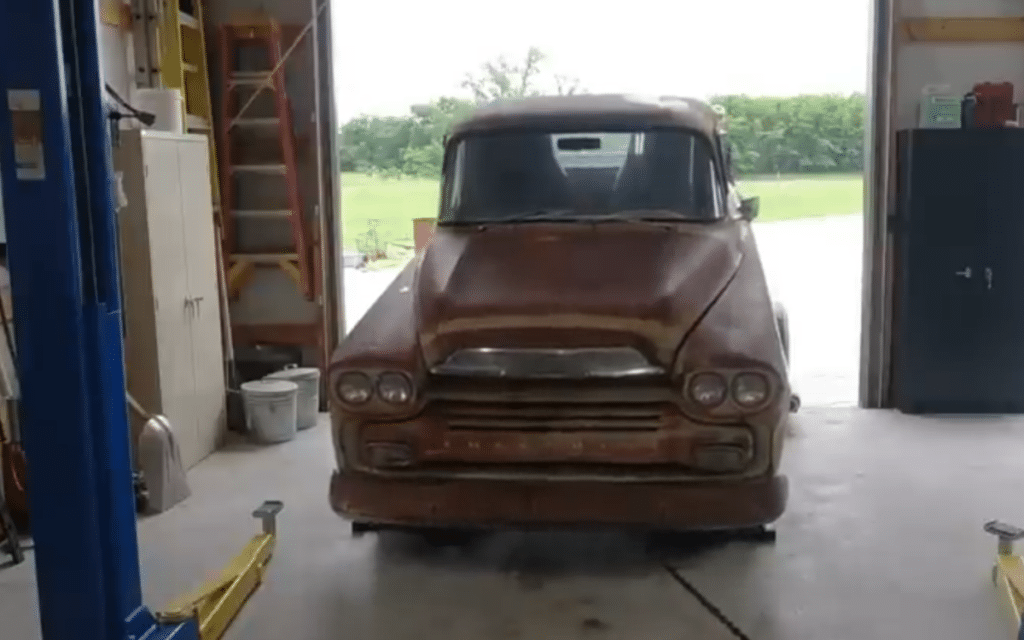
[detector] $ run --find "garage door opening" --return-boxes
[333,0,873,409]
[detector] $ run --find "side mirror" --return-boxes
[739,196,760,221]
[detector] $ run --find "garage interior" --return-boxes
[3,0,1024,639]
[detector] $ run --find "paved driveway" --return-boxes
[755,214,863,406]
[343,214,864,407]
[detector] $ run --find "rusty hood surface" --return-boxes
[415,222,744,369]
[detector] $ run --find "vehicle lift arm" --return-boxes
[985,521,1024,640]
[0,1,280,639]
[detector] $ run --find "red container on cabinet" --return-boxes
[971,82,1015,127]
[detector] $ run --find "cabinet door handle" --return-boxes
[985,267,993,290]
[955,267,972,279]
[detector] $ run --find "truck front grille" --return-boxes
[432,400,670,432]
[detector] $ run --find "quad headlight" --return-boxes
[732,372,770,408]
[688,372,728,407]
[686,370,774,410]
[377,372,413,404]
[337,372,374,405]
[335,370,415,407]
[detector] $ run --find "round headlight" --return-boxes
[733,372,770,407]
[337,372,373,405]
[377,372,413,404]
[688,372,728,407]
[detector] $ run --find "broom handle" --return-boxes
[126,393,151,421]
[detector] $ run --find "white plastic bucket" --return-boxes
[265,366,321,429]
[241,379,299,443]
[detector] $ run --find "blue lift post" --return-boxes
[0,0,198,638]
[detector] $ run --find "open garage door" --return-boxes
[334,3,877,410]
[202,0,344,390]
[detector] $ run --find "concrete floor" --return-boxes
[3,407,1023,639]
[1,214,1015,638]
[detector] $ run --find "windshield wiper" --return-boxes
[447,209,712,226]
[497,210,680,224]
[500,209,577,223]
[595,210,718,223]
[563,211,700,224]
[436,211,574,227]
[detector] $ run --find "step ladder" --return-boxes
[217,16,313,301]
[156,0,220,213]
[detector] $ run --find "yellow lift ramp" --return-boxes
[984,520,1024,639]
[157,500,284,640]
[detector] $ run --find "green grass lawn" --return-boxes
[340,171,864,251]
[737,174,864,223]
[340,172,441,253]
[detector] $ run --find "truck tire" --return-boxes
[415,527,481,548]
[773,302,800,413]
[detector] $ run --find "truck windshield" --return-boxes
[439,129,722,224]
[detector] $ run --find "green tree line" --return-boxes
[714,94,865,175]
[339,50,866,178]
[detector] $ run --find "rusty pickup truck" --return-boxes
[328,94,795,537]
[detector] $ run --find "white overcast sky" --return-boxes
[331,0,873,122]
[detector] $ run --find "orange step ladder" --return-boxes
[217,16,314,301]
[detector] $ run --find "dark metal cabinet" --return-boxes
[893,128,1024,413]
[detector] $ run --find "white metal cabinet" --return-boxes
[115,130,225,470]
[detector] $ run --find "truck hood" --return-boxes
[415,222,744,369]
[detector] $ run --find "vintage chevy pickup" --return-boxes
[328,94,795,537]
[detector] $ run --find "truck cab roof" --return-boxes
[449,94,725,140]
